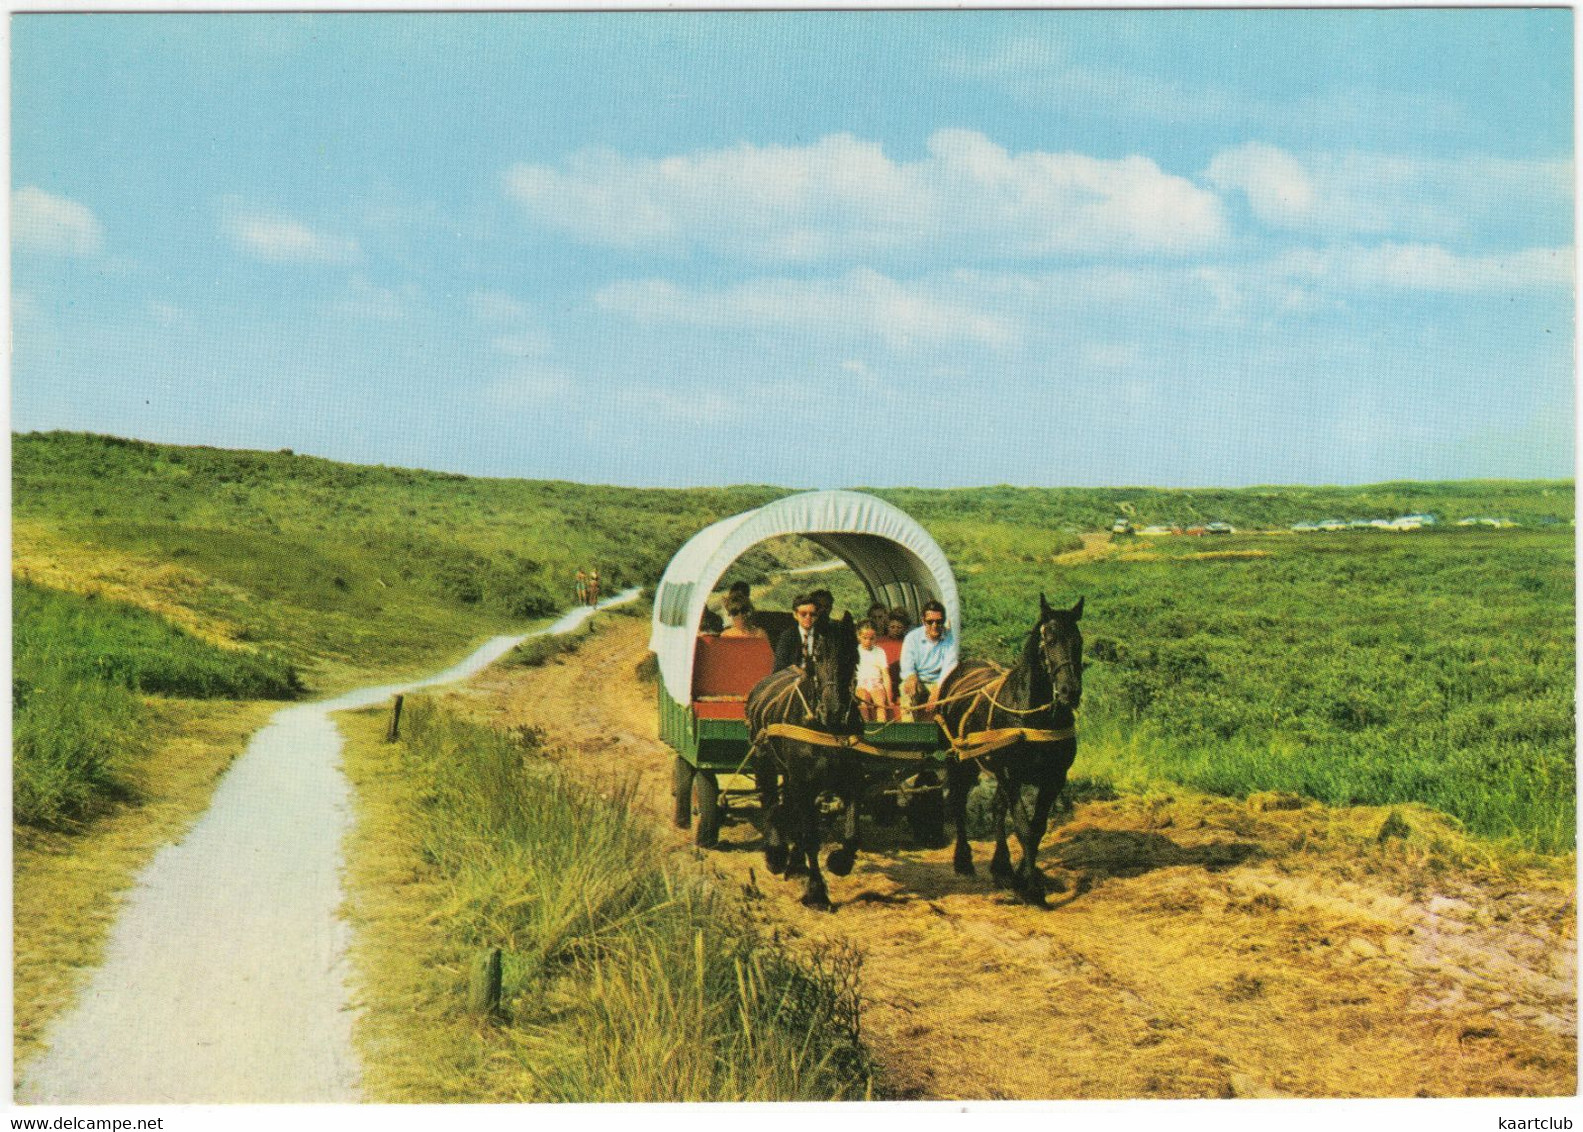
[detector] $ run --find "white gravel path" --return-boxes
[17,591,639,1104]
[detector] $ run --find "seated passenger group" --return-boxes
[703,586,956,723]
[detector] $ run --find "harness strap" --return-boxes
[932,668,1054,718]
[950,725,1076,761]
[758,722,885,757]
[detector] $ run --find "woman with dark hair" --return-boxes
[720,595,767,640]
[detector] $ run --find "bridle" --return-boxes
[1039,620,1082,704]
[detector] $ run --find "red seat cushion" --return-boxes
[692,635,776,701]
[693,699,748,720]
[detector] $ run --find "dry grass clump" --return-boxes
[340,700,875,1102]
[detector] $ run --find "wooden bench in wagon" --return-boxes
[650,490,959,847]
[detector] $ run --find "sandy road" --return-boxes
[459,616,1577,1100]
[16,593,636,1105]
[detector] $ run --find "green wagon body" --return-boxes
[659,680,948,773]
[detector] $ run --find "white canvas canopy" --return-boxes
[648,490,960,704]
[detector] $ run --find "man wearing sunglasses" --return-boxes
[773,593,822,671]
[899,600,957,721]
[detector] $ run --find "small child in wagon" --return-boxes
[854,622,895,721]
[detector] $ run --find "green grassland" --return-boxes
[13,430,1576,854]
[872,480,1574,533]
[14,430,790,684]
[962,528,1575,854]
[12,580,302,827]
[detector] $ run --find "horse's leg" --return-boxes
[780,763,810,877]
[825,765,860,877]
[947,760,976,876]
[988,772,1015,887]
[1009,780,1058,906]
[793,779,831,909]
[1015,750,1075,903]
[754,743,789,876]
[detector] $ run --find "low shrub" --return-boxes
[12,580,302,829]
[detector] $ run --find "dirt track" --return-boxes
[454,615,1576,1100]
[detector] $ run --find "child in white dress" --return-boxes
[855,623,895,722]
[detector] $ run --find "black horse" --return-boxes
[745,613,862,910]
[935,595,1084,906]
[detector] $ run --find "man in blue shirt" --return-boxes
[899,599,958,720]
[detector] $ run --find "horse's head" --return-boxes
[801,611,860,732]
[1036,593,1084,709]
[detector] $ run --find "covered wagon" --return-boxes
[649,490,960,846]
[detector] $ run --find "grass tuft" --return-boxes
[344,700,875,1102]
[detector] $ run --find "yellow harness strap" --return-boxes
[758,722,885,757]
[950,725,1076,761]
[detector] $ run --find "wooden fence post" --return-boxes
[468,947,503,1018]
[385,694,404,742]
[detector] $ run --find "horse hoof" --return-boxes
[954,861,976,877]
[1015,877,1049,907]
[764,843,789,875]
[784,859,809,878]
[826,848,856,877]
[802,890,833,911]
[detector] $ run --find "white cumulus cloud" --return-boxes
[1207,143,1573,242]
[1205,142,1317,227]
[595,268,1019,352]
[506,129,1224,262]
[13,186,103,256]
[1275,243,1573,294]
[220,200,360,264]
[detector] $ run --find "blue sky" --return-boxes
[10,9,1575,489]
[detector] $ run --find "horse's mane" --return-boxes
[1008,620,1054,714]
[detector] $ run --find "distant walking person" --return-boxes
[575,569,588,606]
[586,568,601,607]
